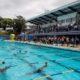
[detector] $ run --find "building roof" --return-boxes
[27,0,80,25]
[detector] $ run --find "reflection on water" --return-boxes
[0,72,9,80]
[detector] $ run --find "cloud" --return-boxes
[0,0,77,19]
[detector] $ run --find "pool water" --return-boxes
[0,41,80,80]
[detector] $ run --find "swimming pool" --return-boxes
[0,41,80,80]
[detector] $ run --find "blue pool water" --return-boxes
[0,41,80,80]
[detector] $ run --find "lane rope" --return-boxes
[33,69,74,80]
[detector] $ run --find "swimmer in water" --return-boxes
[0,61,5,64]
[34,62,48,73]
[0,66,11,73]
[2,61,5,64]
[0,62,14,73]
[25,62,48,75]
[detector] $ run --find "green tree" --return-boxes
[13,16,26,34]
[1,18,13,30]
[0,17,3,28]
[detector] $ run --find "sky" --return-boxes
[0,0,77,20]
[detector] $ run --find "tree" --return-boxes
[13,16,26,35]
[0,18,13,30]
[0,17,3,28]
[0,16,27,35]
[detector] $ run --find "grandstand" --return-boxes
[27,0,80,46]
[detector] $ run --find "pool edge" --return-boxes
[5,40,80,52]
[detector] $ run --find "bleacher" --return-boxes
[26,0,80,46]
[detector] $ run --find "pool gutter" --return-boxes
[5,40,80,52]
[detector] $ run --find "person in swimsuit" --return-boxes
[25,62,48,76]
[0,61,5,64]
[0,61,15,73]
[2,61,5,64]
[34,62,48,73]
[0,66,11,73]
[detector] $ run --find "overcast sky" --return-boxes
[0,0,77,19]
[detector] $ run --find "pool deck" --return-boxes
[5,40,80,52]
